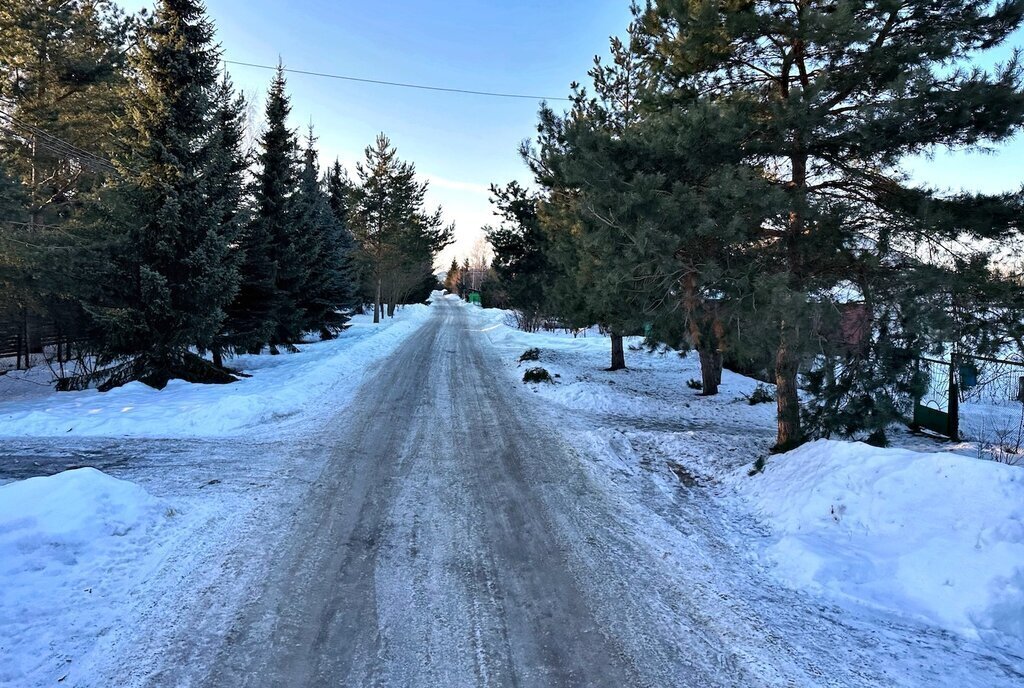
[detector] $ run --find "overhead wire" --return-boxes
[223,59,573,102]
[0,108,121,174]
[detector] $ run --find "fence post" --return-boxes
[947,354,960,439]
[1018,376,1024,403]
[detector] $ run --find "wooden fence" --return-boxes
[0,311,70,369]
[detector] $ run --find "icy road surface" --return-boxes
[3,298,1021,687]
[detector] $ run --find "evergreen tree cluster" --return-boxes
[0,0,444,390]
[488,0,1024,449]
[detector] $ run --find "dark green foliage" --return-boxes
[324,160,360,316]
[523,367,553,384]
[90,0,239,389]
[485,182,555,331]
[349,134,453,322]
[0,0,129,337]
[203,75,249,361]
[293,131,354,339]
[748,385,773,406]
[255,67,305,350]
[634,0,1024,446]
[519,348,541,363]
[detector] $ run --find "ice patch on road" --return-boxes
[0,468,172,685]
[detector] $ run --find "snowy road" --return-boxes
[4,299,1021,687]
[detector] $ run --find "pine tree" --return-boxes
[349,134,452,323]
[91,0,238,389]
[524,22,657,372]
[0,0,129,346]
[641,0,1024,448]
[484,181,555,332]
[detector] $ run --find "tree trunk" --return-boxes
[212,347,224,369]
[609,333,626,371]
[698,346,723,396]
[774,331,801,451]
[373,278,382,324]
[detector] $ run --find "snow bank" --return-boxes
[0,305,432,438]
[0,468,172,684]
[746,440,1024,644]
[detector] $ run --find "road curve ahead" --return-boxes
[191,298,714,688]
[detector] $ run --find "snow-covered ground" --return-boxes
[464,301,1024,659]
[0,304,433,687]
[2,296,1022,686]
[0,469,173,684]
[748,440,1024,642]
[0,305,431,438]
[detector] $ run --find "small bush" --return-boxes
[748,384,773,405]
[519,348,541,363]
[686,378,703,390]
[523,367,553,384]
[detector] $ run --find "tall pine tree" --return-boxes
[641,0,1024,448]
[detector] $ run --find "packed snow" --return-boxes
[1,296,1022,686]
[0,303,435,687]
[748,440,1024,644]
[0,305,432,438]
[0,468,173,684]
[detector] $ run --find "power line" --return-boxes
[0,109,121,174]
[224,59,572,102]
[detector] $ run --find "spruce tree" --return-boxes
[325,160,359,315]
[247,66,304,352]
[0,0,129,346]
[443,257,462,294]
[205,75,249,367]
[293,129,353,338]
[92,0,237,389]
[641,0,1024,447]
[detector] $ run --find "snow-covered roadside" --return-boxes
[462,299,1024,658]
[748,439,1024,642]
[0,304,432,438]
[0,302,435,688]
[0,469,173,685]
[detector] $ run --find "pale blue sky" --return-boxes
[116,1,1023,266]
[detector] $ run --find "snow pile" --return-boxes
[0,468,172,684]
[0,304,432,438]
[746,440,1024,644]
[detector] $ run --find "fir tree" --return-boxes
[293,129,353,338]
[247,66,304,352]
[0,0,129,344]
[92,0,238,389]
[205,75,249,367]
[325,160,359,315]
[443,257,462,294]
